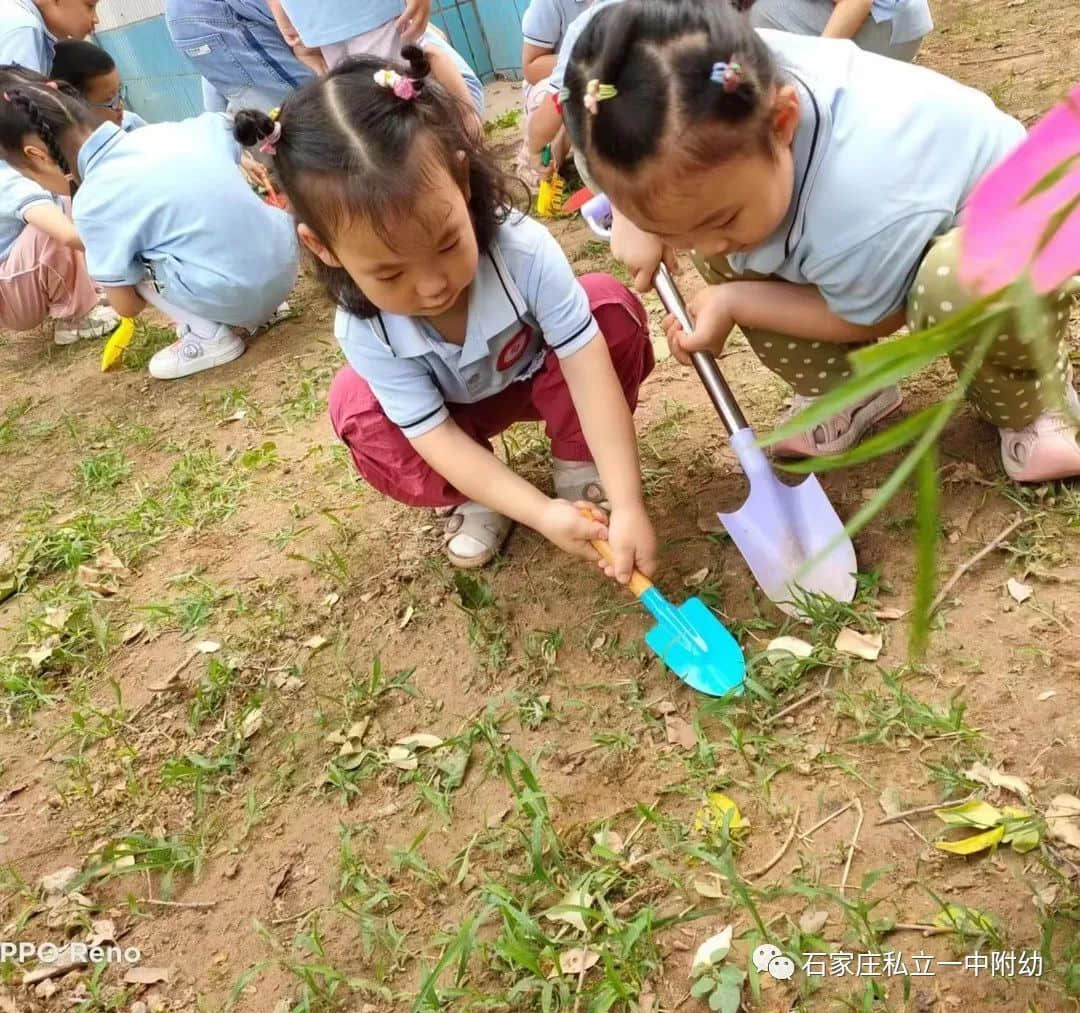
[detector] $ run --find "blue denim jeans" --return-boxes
[165,0,314,111]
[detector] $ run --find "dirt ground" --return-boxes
[2,2,1079,1011]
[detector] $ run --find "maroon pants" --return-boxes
[329,273,655,508]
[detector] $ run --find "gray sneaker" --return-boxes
[54,305,120,345]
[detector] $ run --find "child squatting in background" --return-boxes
[51,40,146,131]
[234,48,659,581]
[0,65,115,341]
[561,0,1080,483]
[0,0,99,73]
[0,79,299,379]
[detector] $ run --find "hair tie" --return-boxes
[374,68,419,101]
[710,61,744,93]
[583,79,617,116]
[259,120,282,155]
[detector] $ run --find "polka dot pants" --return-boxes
[693,228,1075,428]
[908,228,1072,429]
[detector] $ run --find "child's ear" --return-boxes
[297,223,342,268]
[771,85,801,147]
[22,142,55,172]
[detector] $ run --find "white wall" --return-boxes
[95,0,166,33]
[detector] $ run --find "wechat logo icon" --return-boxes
[753,944,797,981]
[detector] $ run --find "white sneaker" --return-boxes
[249,301,292,335]
[54,305,120,345]
[148,325,245,380]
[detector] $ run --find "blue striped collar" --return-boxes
[76,121,125,179]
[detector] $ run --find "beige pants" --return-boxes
[695,228,1075,428]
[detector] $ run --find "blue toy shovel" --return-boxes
[587,521,745,697]
[582,194,858,617]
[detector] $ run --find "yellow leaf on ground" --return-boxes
[693,793,746,836]
[934,823,1005,855]
[934,800,1004,829]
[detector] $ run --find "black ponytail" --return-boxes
[0,73,94,181]
[233,48,523,318]
[563,0,779,191]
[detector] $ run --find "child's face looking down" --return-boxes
[300,158,479,320]
[83,68,124,125]
[613,84,801,259]
[39,0,100,40]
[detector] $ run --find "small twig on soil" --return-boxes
[137,897,218,910]
[901,820,930,845]
[882,923,952,936]
[271,904,323,926]
[749,807,801,879]
[876,795,974,827]
[840,798,864,894]
[959,48,1041,66]
[799,802,853,842]
[929,515,1030,615]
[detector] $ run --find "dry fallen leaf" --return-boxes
[879,786,903,819]
[88,919,116,947]
[387,745,418,771]
[1046,795,1080,851]
[799,909,829,935]
[398,604,415,630]
[122,967,171,986]
[78,565,118,596]
[767,636,813,659]
[218,409,247,425]
[241,709,264,740]
[874,607,906,621]
[1006,578,1033,604]
[396,733,443,750]
[322,592,341,608]
[543,888,593,934]
[94,545,129,576]
[122,623,146,645]
[555,948,600,976]
[692,925,734,973]
[692,877,726,899]
[42,605,74,632]
[39,867,79,896]
[592,829,626,855]
[834,628,883,661]
[663,712,696,751]
[964,762,1031,800]
[1037,690,1057,702]
[195,640,221,654]
[684,567,710,588]
[26,635,61,669]
[303,635,328,651]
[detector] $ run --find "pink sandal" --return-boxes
[771,386,903,459]
[1000,385,1080,483]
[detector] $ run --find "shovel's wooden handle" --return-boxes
[580,507,654,598]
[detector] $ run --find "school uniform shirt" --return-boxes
[277,0,403,47]
[0,0,54,71]
[121,109,148,132]
[728,31,1025,324]
[335,214,598,439]
[72,114,298,329]
[0,160,57,261]
[869,0,933,46]
[522,0,591,52]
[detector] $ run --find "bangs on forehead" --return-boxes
[306,139,461,255]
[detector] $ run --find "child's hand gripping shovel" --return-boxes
[582,194,858,616]
[583,509,745,697]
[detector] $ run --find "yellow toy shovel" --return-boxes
[100,318,135,372]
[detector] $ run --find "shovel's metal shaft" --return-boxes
[653,264,747,436]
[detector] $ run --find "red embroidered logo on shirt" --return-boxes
[496,326,534,371]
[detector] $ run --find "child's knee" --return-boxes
[328,366,382,442]
[907,228,971,329]
[579,273,655,378]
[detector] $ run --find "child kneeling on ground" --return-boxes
[235,47,658,582]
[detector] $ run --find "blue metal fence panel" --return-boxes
[96,17,203,122]
[432,0,528,79]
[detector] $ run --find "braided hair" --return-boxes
[0,73,95,183]
[561,0,779,197]
[232,45,523,317]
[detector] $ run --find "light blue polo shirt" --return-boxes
[335,214,598,439]
[730,31,1024,324]
[72,115,298,329]
[0,0,54,71]
[121,109,148,132]
[277,0,404,47]
[522,0,591,52]
[0,160,57,261]
[870,0,933,46]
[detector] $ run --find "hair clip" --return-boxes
[583,79,617,116]
[269,106,281,121]
[710,61,744,93]
[374,68,419,101]
[259,120,282,155]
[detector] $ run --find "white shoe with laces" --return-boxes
[54,304,120,345]
[148,324,245,380]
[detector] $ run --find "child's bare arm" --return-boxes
[527,95,563,158]
[102,285,146,319]
[822,0,875,39]
[559,335,657,581]
[410,419,607,560]
[23,204,83,252]
[522,44,557,85]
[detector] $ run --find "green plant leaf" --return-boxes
[935,800,1005,828]
[933,904,998,937]
[691,977,715,999]
[716,984,743,1013]
[911,442,941,657]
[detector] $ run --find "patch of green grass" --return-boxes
[453,572,510,672]
[837,671,977,747]
[484,107,521,133]
[141,577,237,635]
[122,318,177,372]
[78,449,133,493]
